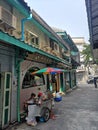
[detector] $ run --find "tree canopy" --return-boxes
[81,44,93,66]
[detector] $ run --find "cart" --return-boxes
[27,98,53,122]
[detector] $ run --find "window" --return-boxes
[50,39,58,51]
[54,44,58,50]
[50,39,54,50]
[22,67,45,89]
[31,36,39,45]
[25,31,39,46]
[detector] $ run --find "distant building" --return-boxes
[72,37,87,83]
[72,37,85,63]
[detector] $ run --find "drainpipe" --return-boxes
[21,13,32,41]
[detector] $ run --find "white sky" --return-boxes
[25,0,89,43]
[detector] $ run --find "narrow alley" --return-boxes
[7,83,98,130]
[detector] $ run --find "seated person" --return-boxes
[25,93,37,126]
[24,93,36,111]
[27,93,36,104]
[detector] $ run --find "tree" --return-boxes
[81,44,93,74]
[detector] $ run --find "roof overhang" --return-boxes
[57,32,79,52]
[0,31,71,67]
[7,0,68,51]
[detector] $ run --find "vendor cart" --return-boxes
[27,98,53,122]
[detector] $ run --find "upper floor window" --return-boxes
[31,36,39,45]
[25,31,39,47]
[50,39,54,50]
[50,39,59,51]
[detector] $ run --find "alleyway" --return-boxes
[7,83,98,130]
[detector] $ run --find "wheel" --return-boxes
[41,107,50,122]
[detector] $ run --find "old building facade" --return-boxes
[0,0,79,129]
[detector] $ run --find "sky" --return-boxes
[25,0,89,43]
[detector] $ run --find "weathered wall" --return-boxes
[0,43,17,122]
[20,60,46,112]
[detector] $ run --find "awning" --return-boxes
[0,31,71,67]
[31,67,66,75]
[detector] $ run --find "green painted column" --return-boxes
[15,55,21,122]
[47,74,51,91]
[74,71,77,86]
[63,73,66,92]
[71,70,76,87]
[60,73,63,92]
[69,71,73,89]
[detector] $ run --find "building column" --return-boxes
[69,71,73,89]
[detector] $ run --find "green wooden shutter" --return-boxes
[2,72,11,127]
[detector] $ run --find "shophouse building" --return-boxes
[0,0,79,129]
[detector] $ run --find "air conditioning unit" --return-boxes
[0,6,16,29]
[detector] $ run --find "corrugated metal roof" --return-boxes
[15,0,69,50]
[9,0,76,51]
[32,9,70,50]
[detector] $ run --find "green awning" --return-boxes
[0,31,71,67]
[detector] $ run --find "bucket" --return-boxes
[54,96,62,102]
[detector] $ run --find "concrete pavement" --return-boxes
[6,83,98,130]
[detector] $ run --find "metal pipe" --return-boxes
[21,13,32,41]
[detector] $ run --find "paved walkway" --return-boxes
[6,83,98,130]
